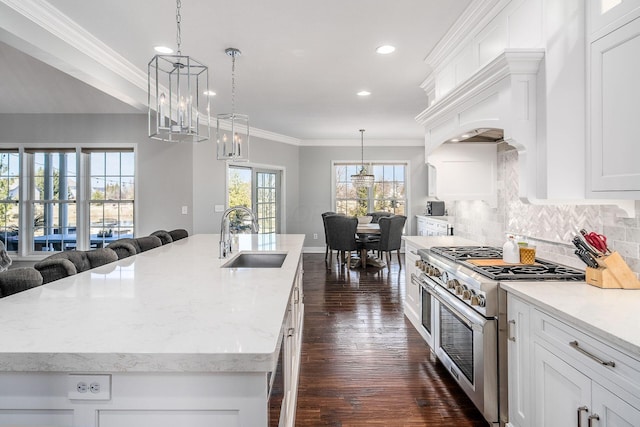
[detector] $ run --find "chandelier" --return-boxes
[351,129,374,187]
[217,48,249,161]
[148,0,210,142]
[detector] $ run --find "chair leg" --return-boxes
[386,251,391,267]
[397,250,402,268]
[325,244,329,261]
[347,251,351,269]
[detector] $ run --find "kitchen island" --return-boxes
[0,233,305,427]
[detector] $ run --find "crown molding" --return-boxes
[299,139,423,147]
[423,0,508,72]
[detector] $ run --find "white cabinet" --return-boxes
[533,342,640,427]
[281,256,304,427]
[588,1,640,197]
[506,294,532,427]
[404,241,421,327]
[416,215,452,237]
[506,291,640,427]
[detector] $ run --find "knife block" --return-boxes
[585,251,640,289]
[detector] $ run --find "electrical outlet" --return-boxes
[68,374,111,400]
[313,233,318,239]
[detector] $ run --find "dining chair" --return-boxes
[321,211,338,261]
[366,211,394,224]
[324,215,359,270]
[361,215,407,269]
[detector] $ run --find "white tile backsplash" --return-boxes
[449,144,640,276]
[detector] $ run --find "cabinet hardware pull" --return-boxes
[569,341,616,367]
[588,414,600,427]
[577,405,589,427]
[508,320,516,342]
[287,327,294,337]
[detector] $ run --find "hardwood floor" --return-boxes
[294,253,489,427]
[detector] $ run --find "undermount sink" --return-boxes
[222,252,287,268]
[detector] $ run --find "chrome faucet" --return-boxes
[219,205,259,258]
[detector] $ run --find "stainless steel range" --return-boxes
[411,245,584,427]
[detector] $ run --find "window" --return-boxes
[0,146,135,256]
[88,150,135,247]
[0,152,19,251]
[333,162,407,217]
[30,150,77,251]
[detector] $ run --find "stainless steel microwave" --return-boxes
[426,201,445,216]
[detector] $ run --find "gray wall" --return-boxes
[297,145,428,251]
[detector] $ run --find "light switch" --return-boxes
[181,206,188,215]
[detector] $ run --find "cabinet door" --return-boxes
[404,243,420,321]
[416,218,427,236]
[592,382,640,427]
[507,295,531,427]
[534,342,591,427]
[589,16,640,194]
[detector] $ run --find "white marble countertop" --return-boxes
[0,234,305,373]
[501,281,640,359]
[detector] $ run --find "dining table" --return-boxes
[356,223,381,268]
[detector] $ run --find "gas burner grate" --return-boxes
[430,246,503,261]
[429,246,585,281]
[471,261,585,281]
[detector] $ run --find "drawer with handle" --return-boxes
[532,308,640,407]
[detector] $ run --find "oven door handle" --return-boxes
[430,284,490,331]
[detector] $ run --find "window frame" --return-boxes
[0,143,137,259]
[331,159,411,222]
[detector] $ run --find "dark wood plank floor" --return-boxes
[295,253,489,427]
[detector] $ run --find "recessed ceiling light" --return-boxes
[203,90,216,96]
[376,45,396,54]
[154,46,173,54]
[357,91,371,97]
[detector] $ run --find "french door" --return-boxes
[228,166,281,234]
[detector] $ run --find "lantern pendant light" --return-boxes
[351,129,375,187]
[217,48,249,161]
[148,0,210,142]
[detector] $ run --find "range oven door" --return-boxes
[412,274,436,350]
[431,284,498,425]
[420,282,437,350]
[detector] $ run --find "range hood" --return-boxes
[416,49,634,216]
[416,50,543,204]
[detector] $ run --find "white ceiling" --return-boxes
[0,0,472,141]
